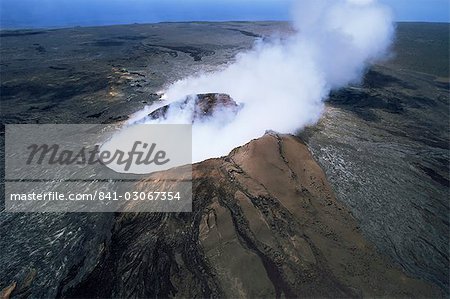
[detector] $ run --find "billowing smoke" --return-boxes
[129,0,394,162]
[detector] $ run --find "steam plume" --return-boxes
[129,0,394,162]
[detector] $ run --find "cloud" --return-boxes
[127,0,394,162]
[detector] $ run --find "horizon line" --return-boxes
[1,20,449,32]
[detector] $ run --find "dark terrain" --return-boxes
[0,22,449,297]
[299,23,449,292]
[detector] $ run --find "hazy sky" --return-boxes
[1,0,449,29]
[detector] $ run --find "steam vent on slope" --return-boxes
[148,93,241,123]
[50,92,442,298]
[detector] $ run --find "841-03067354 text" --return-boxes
[9,191,182,201]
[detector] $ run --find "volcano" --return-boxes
[56,133,440,298]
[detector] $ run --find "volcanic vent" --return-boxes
[147,93,242,123]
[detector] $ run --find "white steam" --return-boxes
[129,0,394,162]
